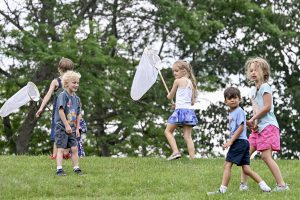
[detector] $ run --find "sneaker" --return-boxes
[167,152,181,161]
[56,169,66,176]
[239,183,249,191]
[74,168,83,175]
[259,183,271,192]
[273,184,290,192]
[207,190,224,195]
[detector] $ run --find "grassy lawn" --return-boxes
[0,156,298,200]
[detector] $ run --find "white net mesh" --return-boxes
[130,47,163,101]
[0,82,40,117]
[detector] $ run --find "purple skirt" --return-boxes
[167,109,198,126]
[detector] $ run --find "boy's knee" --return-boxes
[243,167,251,175]
[223,162,232,170]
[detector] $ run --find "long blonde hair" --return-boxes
[244,57,270,86]
[173,60,198,102]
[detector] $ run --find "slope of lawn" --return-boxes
[0,156,297,200]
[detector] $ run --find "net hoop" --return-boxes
[27,82,40,101]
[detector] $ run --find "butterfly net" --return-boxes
[0,82,40,117]
[130,47,163,101]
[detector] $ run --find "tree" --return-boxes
[1,0,300,158]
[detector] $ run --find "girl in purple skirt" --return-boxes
[165,60,198,160]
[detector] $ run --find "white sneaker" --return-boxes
[239,183,249,191]
[273,184,290,192]
[167,152,181,161]
[259,183,271,192]
[207,190,225,195]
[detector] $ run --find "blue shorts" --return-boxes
[226,139,250,166]
[55,126,78,149]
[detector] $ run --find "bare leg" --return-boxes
[183,125,195,159]
[71,146,79,167]
[242,164,271,192]
[261,148,285,186]
[242,165,262,183]
[221,161,233,187]
[52,142,57,156]
[241,146,256,184]
[164,123,179,154]
[56,148,64,167]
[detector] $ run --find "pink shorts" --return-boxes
[248,125,280,152]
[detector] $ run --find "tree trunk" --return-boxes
[95,122,110,156]
[15,102,39,154]
[3,116,16,153]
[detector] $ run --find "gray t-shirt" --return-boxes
[55,90,81,131]
[228,107,247,140]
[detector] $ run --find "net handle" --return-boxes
[158,71,170,94]
[148,48,175,104]
[158,71,174,104]
[28,95,52,111]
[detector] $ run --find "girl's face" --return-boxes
[66,78,79,93]
[172,65,186,79]
[248,63,260,83]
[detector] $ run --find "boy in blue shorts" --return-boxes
[55,70,83,176]
[207,87,270,194]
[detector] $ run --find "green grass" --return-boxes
[0,156,298,200]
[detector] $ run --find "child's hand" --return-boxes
[35,109,42,118]
[252,124,258,132]
[246,119,254,129]
[223,141,232,149]
[65,125,72,134]
[170,103,175,109]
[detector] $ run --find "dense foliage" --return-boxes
[0,0,299,159]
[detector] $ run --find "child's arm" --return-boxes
[248,93,272,125]
[36,79,58,117]
[223,124,244,148]
[58,108,72,134]
[167,79,179,100]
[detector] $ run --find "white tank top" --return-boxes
[175,78,193,109]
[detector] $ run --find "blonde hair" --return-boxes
[173,60,198,101]
[244,57,270,85]
[58,58,74,75]
[62,71,81,88]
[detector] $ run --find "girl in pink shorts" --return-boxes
[240,57,289,192]
[248,125,280,152]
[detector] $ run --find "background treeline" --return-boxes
[0,0,299,159]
